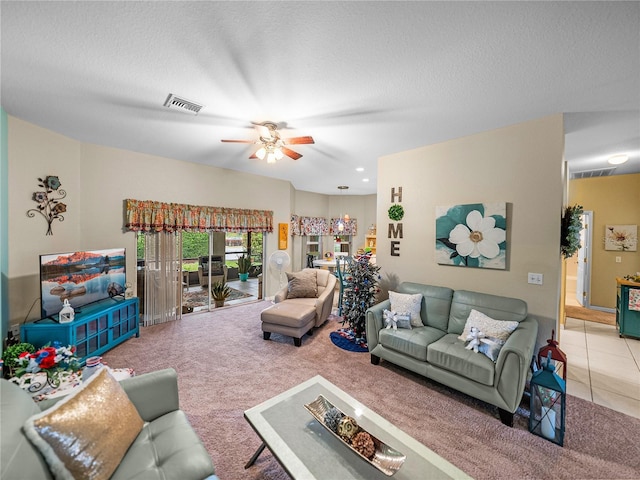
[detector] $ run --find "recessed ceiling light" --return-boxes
[355,167,364,172]
[608,154,629,165]
[362,178,369,182]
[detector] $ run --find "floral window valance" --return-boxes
[125,199,273,233]
[299,216,329,236]
[290,215,301,236]
[290,215,330,235]
[330,218,358,235]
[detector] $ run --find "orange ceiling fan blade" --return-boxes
[283,136,315,145]
[221,139,256,143]
[281,146,302,160]
[249,151,259,159]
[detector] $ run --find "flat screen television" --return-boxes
[40,248,126,318]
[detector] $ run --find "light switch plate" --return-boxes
[528,273,543,285]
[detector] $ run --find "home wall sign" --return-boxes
[435,202,507,269]
[387,187,404,256]
[27,175,67,235]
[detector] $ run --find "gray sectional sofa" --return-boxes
[366,282,538,425]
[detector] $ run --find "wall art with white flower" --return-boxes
[604,225,637,251]
[435,202,507,269]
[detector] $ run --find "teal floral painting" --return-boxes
[435,203,507,269]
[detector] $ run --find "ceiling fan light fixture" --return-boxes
[607,154,629,165]
[266,152,277,164]
[274,147,284,160]
[256,147,267,160]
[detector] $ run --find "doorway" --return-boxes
[182,231,263,313]
[569,211,593,308]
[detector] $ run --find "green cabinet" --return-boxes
[21,297,139,364]
[616,279,640,339]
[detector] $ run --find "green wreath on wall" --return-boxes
[560,204,583,259]
[388,204,404,221]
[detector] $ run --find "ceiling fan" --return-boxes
[221,121,314,162]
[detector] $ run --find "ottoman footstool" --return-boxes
[261,303,316,347]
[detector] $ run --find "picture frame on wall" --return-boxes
[604,224,637,251]
[435,202,507,269]
[278,223,288,250]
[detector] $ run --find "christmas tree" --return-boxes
[340,253,381,343]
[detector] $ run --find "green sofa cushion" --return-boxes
[448,290,528,335]
[427,334,495,386]
[398,283,453,331]
[380,326,446,361]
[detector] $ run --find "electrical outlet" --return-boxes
[10,325,20,337]
[527,273,543,285]
[616,256,622,263]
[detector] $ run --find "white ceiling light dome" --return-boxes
[607,154,629,165]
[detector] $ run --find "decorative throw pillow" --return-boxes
[286,270,318,298]
[478,337,506,362]
[458,309,519,343]
[23,368,144,480]
[383,309,412,330]
[389,291,423,327]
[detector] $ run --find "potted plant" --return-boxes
[237,254,252,282]
[2,342,35,378]
[211,281,231,307]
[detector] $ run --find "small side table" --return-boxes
[10,367,135,403]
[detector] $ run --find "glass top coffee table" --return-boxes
[244,375,472,479]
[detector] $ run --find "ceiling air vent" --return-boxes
[571,167,616,180]
[163,94,203,115]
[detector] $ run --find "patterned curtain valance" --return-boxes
[125,199,273,233]
[300,216,329,236]
[290,215,301,236]
[290,215,330,236]
[330,218,357,235]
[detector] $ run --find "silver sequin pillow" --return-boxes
[389,291,423,327]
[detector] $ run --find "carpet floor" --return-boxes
[565,305,616,326]
[102,301,640,479]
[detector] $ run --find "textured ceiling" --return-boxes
[1,1,639,195]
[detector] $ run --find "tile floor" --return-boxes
[561,316,640,419]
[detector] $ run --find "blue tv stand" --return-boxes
[21,297,139,364]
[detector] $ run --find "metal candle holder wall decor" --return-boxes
[26,175,67,235]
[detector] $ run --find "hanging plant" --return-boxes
[388,204,404,222]
[560,204,583,259]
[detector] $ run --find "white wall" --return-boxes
[376,115,565,345]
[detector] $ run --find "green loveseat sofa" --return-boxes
[366,282,538,426]
[1,368,218,480]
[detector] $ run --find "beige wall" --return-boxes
[7,116,375,327]
[376,115,565,345]
[8,119,83,323]
[288,191,377,270]
[8,117,292,325]
[569,174,640,308]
